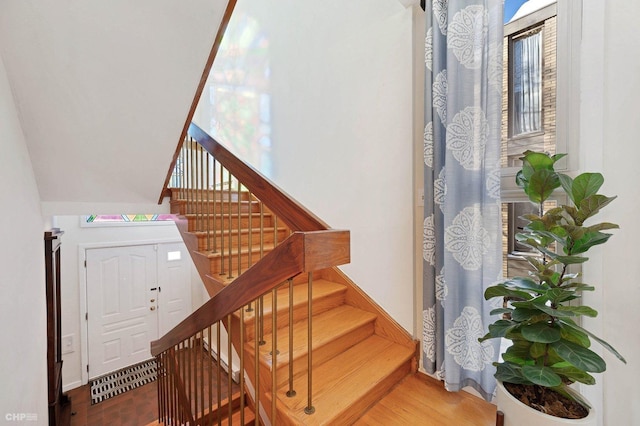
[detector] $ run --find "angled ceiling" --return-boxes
[0,0,232,213]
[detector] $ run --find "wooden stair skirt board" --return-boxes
[169,188,418,424]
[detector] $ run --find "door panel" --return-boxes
[157,243,192,335]
[86,245,158,379]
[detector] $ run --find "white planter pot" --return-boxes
[496,381,597,426]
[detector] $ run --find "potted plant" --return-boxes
[481,151,626,424]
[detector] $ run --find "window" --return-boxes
[511,28,542,137]
[81,214,175,228]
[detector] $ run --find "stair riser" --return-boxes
[171,201,261,216]
[170,189,252,202]
[186,214,277,231]
[194,229,290,252]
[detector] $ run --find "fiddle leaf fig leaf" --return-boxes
[559,319,627,363]
[557,305,598,318]
[571,231,613,255]
[585,222,619,233]
[503,276,546,292]
[577,195,617,223]
[512,308,545,322]
[527,169,561,203]
[522,365,562,387]
[521,322,562,343]
[495,362,531,385]
[571,173,604,205]
[529,342,548,359]
[550,340,606,373]
[532,303,576,318]
[485,320,518,338]
[484,286,532,301]
[558,174,574,201]
[561,282,595,292]
[559,323,591,348]
[551,365,596,385]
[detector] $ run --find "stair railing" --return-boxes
[152,123,350,425]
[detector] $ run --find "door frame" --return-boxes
[78,238,183,386]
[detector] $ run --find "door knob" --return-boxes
[150,306,156,311]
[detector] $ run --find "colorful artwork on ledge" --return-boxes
[86,214,175,223]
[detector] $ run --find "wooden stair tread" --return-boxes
[252,304,377,369]
[273,334,414,426]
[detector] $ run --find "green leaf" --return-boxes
[546,288,579,304]
[495,362,531,385]
[532,303,576,318]
[504,341,533,364]
[550,340,606,373]
[512,308,545,322]
[522,365,562,387]
[559,319,627,363]
[526,169,561,203]
[521,322,562,343]
[571,231,614,255]
[484,286,532,301]
[577,195,617,223]
[538,248,589,265]
[585,222,620,233]
[529,342,548,358]
[558,174,574,203]
[503,276,546,292]
[557,305,598,318]
[551,365,596,385]
[571,173,604,205]
[559,323,591,348]
[487,320,518,338]
[561,282,595,292]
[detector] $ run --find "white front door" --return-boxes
[86,245,159,379]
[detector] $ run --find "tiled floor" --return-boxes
[66,346,239,426]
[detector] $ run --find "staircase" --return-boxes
[150,124,417,425]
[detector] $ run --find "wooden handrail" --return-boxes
[150,229,349,356]
[188,123,330,232]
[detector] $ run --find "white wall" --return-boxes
[580,2,640,424]
[195,0,415,331]
[0,54,48,423]
[54,216,206,390]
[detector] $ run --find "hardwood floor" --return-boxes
[67,381,158,426]
[67,371,496,425]
[355,373,497,426]
[66,347,239,426]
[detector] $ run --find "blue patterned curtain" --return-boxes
[422,0,503,400]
